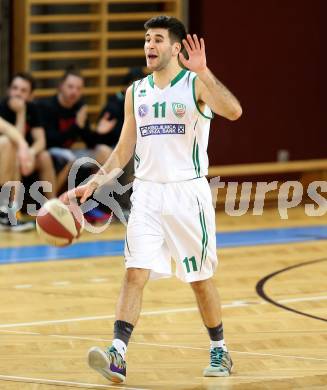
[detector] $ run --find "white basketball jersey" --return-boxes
[133,69,212,183]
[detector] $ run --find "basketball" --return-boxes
[36,198,84,247]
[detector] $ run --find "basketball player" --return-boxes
[62,16,242,383]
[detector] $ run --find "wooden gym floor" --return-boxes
[0,205,326,389]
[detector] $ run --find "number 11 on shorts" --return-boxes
[183,256,198,273]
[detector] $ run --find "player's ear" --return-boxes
[173,41,182,57]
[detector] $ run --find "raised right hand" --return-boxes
[96,112,118,134]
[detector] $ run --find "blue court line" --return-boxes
[217,225,327,248]
[0,225,326,265]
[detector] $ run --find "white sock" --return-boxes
[10,201,19,211]
[112,338,127,359]
[210,339,227,351]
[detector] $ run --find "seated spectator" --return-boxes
[36,67,112,222]
[37,67,112,188]
[0,72,56,231]
[95,67,144,151]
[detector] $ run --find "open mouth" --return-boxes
[147,54,158,60]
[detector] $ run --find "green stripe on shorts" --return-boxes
[197,198,208,270]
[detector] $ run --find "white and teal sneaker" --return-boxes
[203,347,233,377]
[88,346,126,383]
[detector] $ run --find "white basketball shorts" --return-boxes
[124,177,218,283]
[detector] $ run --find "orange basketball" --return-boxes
[36,198,84,247]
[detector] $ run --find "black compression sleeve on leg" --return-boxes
[114,320,134,346]
[206,322,224,341]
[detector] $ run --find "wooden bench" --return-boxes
[13,0,184,123]
[207,159,327,208]
[208,159,327,178]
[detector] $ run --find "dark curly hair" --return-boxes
[144,16,187,46]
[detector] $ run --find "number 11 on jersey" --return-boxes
[152,102,166,118]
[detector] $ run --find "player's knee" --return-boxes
[0,135,16,153]
[36,150,52,171]
[95,144,112,162]
[36,150,52,167]
[97,144,112,154]
[190,278,211,293]
[125,268,149,289]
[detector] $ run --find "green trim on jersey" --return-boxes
[192,76,214,120]
[148,74,155,88]
[197,198,208,271]
[132,82,135,114]
[170,69,188,86]
[134,153,141,169]
[192,138,201,177]
[148,69,187,89]
[125,234,131,257]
